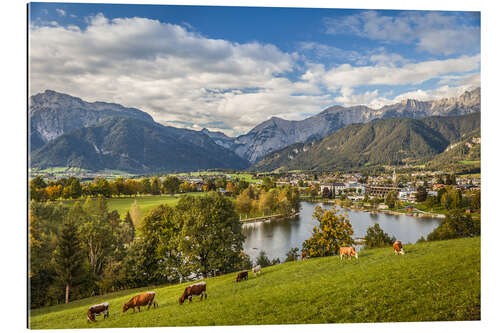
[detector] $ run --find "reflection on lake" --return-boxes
[242,201,440,262]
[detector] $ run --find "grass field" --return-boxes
[29,237,480,328]
[61,193,206,218]
[459,160,480,165]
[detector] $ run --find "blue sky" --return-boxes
[29,2,480,136]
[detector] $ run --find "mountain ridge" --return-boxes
[250,112,481,172]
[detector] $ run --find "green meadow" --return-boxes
[29,237,480,328]
[60,193,205,218]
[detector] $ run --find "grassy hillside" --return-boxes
[29,237,480,328]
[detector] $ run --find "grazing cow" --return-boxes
[393,240,405,255]
[236,270,248,282]
[339,246,358,260]
[301,252,307,260]
[252,265,261,276]
[87,302,109,322]
[179,281,207,305]
[122,292,158,313]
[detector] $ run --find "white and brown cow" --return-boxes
[393,240,405,255]
[179,281,207,305]
[339,246,358,260]
[252,265,261,276]
[122,292,158,313]
[87,302,109,322]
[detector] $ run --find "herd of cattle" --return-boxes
[87,241,405,322]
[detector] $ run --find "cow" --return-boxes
[179,281,207,305]
[236,270,248,282]
[301,252,307,260]
[252,265,261,276]
[87,302,109,322]
[339,246,358,260]
[393,240,405,255]
[122,292,158,313]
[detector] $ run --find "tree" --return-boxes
[151,176,161,195]
[69,178,82,199]
[235,191,252,218]
[471,190,481,210]
[427,209,480,241]
[52,204,86,303]
[322,187,331,199]
[80,198,115,277]
[385,190,398,209]
[302,206,354,257]
[141,178,152,194]
[285,247,299,262]
[176,193,245,278]
[363,223,396,249]
[255,250,272,268]
[258,190,275,215]
[163,176,181,195]
[415,186,427,202]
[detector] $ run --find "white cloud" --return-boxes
[29,14,327,136]
[318,55,480,90]
[324,11,480,55]
[29,13,480,136]
[56,9,66,17]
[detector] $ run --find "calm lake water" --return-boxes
[242,201,441,262]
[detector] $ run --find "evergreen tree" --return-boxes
[52,206,85,304]
[256,250,272,268]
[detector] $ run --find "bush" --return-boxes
[427,209,480,241]
[256,251,272,268]
[364,223,396,249]
[285,247,299,262]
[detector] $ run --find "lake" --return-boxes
[242,201,441,262]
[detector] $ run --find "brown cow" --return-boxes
[87,302,109,322]
[339,246,358,260]
[301,252,307,260]
[122,292,158,313]
[236,270,248,282]
[393,240,405,255]
[179,281,207,305]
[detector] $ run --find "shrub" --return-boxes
[364,223,396,249]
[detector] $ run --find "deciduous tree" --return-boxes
[302,206,354,257]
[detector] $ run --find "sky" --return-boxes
[28,2,481,137]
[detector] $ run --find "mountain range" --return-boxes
[29,88,480,173]
[203,88,480,163]
[250,113,481,172]
[29,91,249,173]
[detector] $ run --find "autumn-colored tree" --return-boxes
[225,181,236,194]
[302,206,354,257]
[179,181,191,193]
[45,184,62,201]
[235,191,252,218]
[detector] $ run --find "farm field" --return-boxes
[29,237,480,328]
[60,193,205,218]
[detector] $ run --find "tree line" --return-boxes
[29,175,256,202]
